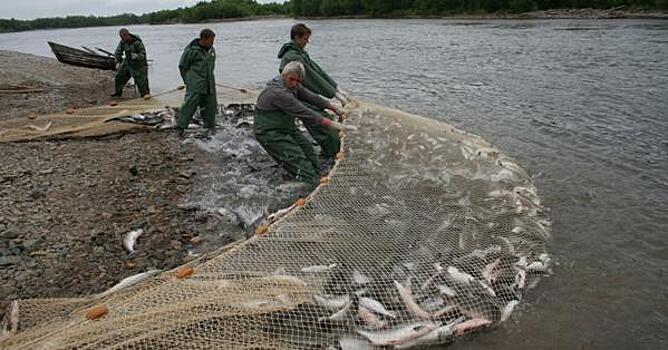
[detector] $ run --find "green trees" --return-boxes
[1,0,666,33]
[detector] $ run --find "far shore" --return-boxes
[1,8,667,34]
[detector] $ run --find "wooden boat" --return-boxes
[48,41,116,71]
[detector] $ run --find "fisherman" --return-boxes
[175,28,218,137]
[112,28,150,99]
[277,23,352,162]
[255,61,354,184]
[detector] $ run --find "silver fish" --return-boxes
[122,229,143,253]
[482,258,501,285]
[436,285,457,297]
[91,269,160,300]
[501,300,520,321]
[394,317,465,349]
[394,280,430,320]
[314,294,351,311]
[353,270,371,284]
[477,280,497,297]
[454,318,492,336]
[447,266,474,286]
[515,269,527,289]
[301,263,338,273]
[360,297,397,319]
[339,336,373,350]
[358,305,386,330]
[527,261,550,273]
[357,321,437,346]
[431,305,459,319]
[321,300,353,322]
[1,300,19,338]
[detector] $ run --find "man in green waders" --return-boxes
[112,28,150,99]
[277,23,352,163]
[255,62,355,184]
[175,29,218,137]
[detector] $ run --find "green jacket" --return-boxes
[114,34,147,68]
[278,41,337,99]
[179,39,216,95]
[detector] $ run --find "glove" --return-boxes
[130,53,138,60]
[115,63,122,71]
[328,120,358,132]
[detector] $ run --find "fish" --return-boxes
[357,322,437,346]
[301,263,338,273]
[527,261,550,273]
[477,280,497,297]
[91,270,160,300]
[358,305,387,330]
[420,296,445,312]
[394,317,465,349]
[488,189,514,198]
[1,300,19,339]
[394,280,430,320]
[24,121,53,132]
[498,236,515,254]
[475,147,499,159]
[353,270,371,284]
[454,318,492,336]
[420,270,445,290]
[313,294,351,311]
[482,258,501,285]
[431,305,459,319]
[447,266,475,286]
[515,269,527,289]
[122,229,143,253]
[359,297,397,319]
[436,285,457,297]
[320,300,353,322]
[501,300,520,321]
[339,336,373,350]
[490,169,518,182]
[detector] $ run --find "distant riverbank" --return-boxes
[2,7,667,34]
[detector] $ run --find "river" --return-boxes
[1,18,666,349]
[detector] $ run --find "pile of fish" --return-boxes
[293,250,553,349]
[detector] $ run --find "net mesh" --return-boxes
[0,99,551,349]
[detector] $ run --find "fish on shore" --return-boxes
[0,300,19,341]
[91,269,160,300]
[122,228,143,253]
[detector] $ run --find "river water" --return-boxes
[1,19,666,349]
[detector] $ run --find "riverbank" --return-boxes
[0,51,314,320]
[0,50,114,121]
[298,8,668,21]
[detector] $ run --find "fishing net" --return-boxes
[0,97,551,349]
